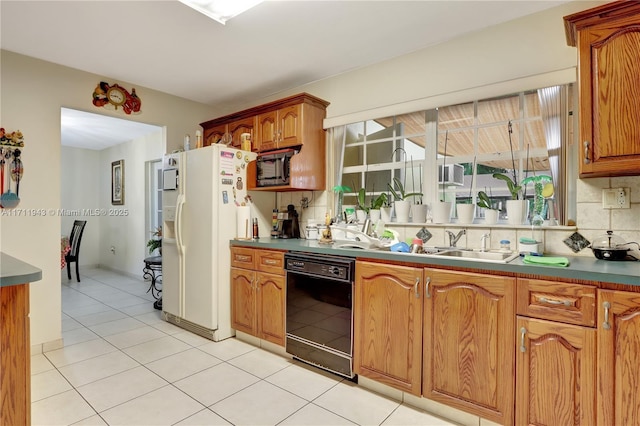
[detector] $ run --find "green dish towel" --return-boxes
[523,254,570,267]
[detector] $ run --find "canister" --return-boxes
[306,225,318,240]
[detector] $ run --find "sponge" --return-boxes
[519,237,537,244]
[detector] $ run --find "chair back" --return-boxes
[69,220,87,257]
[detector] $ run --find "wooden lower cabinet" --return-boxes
[230,248,285,346]
[423,269,515,425]
[0,284,30,426]
[516,316,596,426]
[597,289,640,425]
[354,261,423,395]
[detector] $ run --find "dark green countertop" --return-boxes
[231,238,640,286]
[1,252,43,287]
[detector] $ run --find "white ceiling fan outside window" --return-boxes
[178,0,264,25]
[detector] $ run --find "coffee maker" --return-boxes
[276,204,300,239]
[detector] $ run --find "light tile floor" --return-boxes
[32,267,457,426]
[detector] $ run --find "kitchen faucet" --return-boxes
[446,230,466,247]
[480,233,490,252]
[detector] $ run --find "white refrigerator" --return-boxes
[161,144,269,341]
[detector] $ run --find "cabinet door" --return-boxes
[277,104,302,149]
[423,269,515,425]
[516,316,596,426]
[354,261,423,395]
[257,111,277,151]
[256,272,286,346]
[229,116,257,150]
[203,123,227,147]
[230,268,256,335]
[577,16,640,176]
[597,289,640,425]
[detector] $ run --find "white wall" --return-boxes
[0,50,217,347]
[61,130,164,277]
[61,146,101,267]
[99,131,164,276]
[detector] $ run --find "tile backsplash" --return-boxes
[277,175,640,259]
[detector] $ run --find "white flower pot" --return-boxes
[484,209,499,225]
[411,204,427,223]
[369,209,381,223]
[381,206,393,223]
[432,201,452,224]
[394,200,411,223]
[506,199,528,225]
[456,203,475,224]
[356,209,367,223]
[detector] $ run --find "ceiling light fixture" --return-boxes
[178,0,264,25]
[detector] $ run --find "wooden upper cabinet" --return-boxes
[201,93,328,191]
[277,104,303,148]
[257,110,278,152]
[423,269,516,425]
[228,117,257,151]
[597,289,640,426]
[565,2,640,177]
[203,123,227,147]
[257,103,304,151]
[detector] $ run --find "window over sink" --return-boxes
[334,83,576,225]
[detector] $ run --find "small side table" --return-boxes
[143,256,162,309]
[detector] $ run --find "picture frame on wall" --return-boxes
[111,159,124,205]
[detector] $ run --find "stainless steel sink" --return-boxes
[434,249,519,264]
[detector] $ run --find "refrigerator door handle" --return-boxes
[175,194,185,256]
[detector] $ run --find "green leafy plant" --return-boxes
[476,190,497,210]
[493,173,522,200]
[356,187,369,213]
[387,177,422,201]
[370,193,388,210]
[146,226,162,254]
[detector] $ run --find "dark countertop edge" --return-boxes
[1,252,43,287]
[230,239,640,286]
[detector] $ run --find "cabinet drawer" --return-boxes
[256,250,285,275]
[231,247,256,269]
[517,278,596,327]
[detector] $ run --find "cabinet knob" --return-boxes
[583,141,591,164]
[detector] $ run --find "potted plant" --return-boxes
[368,192,387,222]
[146,226,162,255]
[477,189,499,225]
[355,187,369,222]
[493,120,526,225]
[387,177,421,222]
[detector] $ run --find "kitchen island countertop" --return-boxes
[230,238,640,286]
[1,252,43,287]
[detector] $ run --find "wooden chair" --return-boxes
[65,220,87,282]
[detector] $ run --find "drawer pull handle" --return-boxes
[538,296,571,306]
[414,277,420,299]
[603,301,611,330]
[237,255,251,262]
[520,327,527,353]
[583,141,590,164]
[425,277,431,298]
[263,259,278,265]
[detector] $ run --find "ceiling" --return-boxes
[1,0,572,149]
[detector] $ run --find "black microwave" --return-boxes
[256,148,298,187]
